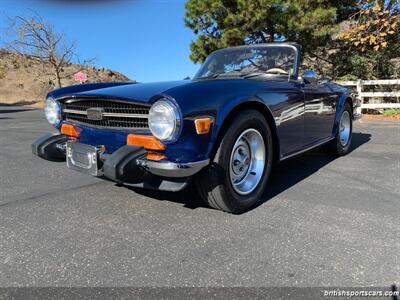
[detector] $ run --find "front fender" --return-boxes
[155,95,266,163]
[163,95,275,164]
[211,96,277,144]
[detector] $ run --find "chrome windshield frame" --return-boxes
[194,43,301,81]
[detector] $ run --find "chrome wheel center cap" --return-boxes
[232,145,250,176]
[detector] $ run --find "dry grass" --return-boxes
[362,114,400,121]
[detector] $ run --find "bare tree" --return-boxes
[7,13,81,88]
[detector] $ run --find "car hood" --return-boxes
[74,80,191,103]
[60,78,282,117]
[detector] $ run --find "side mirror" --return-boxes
[302,70,318,84]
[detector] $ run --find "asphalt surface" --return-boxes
[0,106,399,287]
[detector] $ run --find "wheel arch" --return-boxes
[211,100,280,163]
[345,96,353,113]
[333,94,354,135]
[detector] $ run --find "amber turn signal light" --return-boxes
[60,124,80,138]
[146,152,166,161]
[194,118,213,134]
[127,134,165,151]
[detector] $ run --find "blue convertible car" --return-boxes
[32,43,359,213]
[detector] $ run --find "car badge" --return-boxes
[86,108,104,120]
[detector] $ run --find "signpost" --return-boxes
[74,71,88,84]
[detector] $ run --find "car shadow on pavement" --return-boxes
[126,132,371,213]
[127,184,207,209]
[255,132,372,211]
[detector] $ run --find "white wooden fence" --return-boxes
[339,79,400,114]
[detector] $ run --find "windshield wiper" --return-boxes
[240,72,267,79]
[241,71,290,79]
[196,73,224,80]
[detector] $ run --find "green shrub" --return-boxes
[383,109,400,117]
[336,74,358,81]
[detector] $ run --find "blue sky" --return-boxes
[0,0,200,82]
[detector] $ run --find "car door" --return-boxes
[259,80,305,157]
[302,81,337,145]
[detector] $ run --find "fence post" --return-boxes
[356,79,363,114]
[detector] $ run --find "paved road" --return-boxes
[0,106,399,287]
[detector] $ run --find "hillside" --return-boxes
[0,49,133,106]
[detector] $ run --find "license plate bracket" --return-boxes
[66,142,102,176]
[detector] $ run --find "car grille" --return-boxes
[62,99,150,130]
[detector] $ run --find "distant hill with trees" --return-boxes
[0,49,131,106]
[0,13,132,106]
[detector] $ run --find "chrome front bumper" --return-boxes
[137,158,210,178]
[67,143,209,179]
[32,135,210,179]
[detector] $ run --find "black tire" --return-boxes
[330,102,353,156]
[195,110,273,213]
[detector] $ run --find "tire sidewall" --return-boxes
[336,103,353,155]
[213,110,273,212]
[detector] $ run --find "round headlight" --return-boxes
[149,99,181,141]
[44,97,61,126]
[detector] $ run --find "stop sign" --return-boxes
[74,71,88,83]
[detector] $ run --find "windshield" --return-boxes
[194,45,298,79]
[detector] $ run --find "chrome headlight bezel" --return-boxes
[148,98,181,142]
[44,97,62,127]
